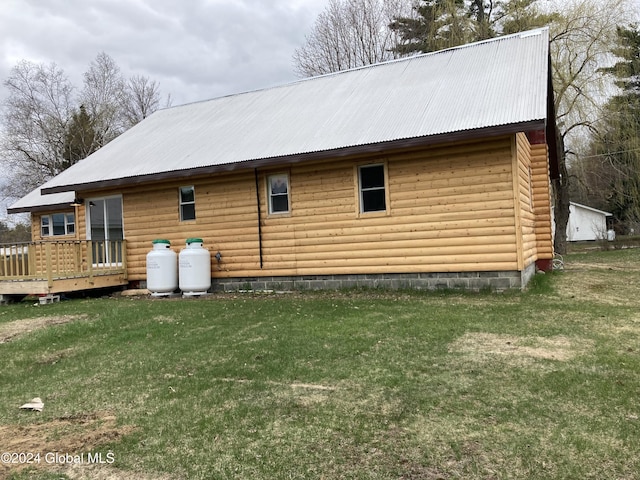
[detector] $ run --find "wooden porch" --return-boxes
[0,240,128,297]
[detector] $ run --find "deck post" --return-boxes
[45,243,53,289]
[87,241,94,284]
[121,240,128,280]
[20,245,27,276]
[75,242,82,274]
[28,244,36,276]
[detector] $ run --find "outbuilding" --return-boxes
[566,202,613,242]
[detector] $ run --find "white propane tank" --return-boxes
[179,238,211,296]
[146,239,178,296]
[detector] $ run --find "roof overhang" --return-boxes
[42,119,547,195]
[7,202,75,215]
[545,55,561,180]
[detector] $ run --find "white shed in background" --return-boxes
[566,202,613,242]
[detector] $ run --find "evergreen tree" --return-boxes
[0,221,31,243]
[389,0,553,54]
[594,25,640,232]
[62,105,100,171]
[389,0,468,54]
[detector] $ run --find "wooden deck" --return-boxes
[0,240,128,296]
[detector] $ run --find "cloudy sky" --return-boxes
[0,0,328,108]
[0,0,330,223]
[1,0,639,224]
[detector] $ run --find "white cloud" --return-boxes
[0,0,328,222]
[0,0,327,106]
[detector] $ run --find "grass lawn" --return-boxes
[0,249,639,479]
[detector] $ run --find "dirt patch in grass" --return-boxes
[556,271,640,306]
[0,411,156,479]
[449,332,593,364]
[555,259,640,307]
[0,315,88,344]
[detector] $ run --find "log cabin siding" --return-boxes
[515,133,537,269]
[106,135,524,281]
[34,133,550,284]
[29,209,80,275]
[530,143,553,259]
[255,136,519,276]
[117,173,262,280]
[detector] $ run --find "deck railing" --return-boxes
[0,240,127,284]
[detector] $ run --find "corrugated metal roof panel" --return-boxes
[40,28,550,195]
[8,179,75,213]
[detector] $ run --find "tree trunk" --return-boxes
[553,135,570,255]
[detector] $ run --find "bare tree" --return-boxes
[81,52,170,134]
[571,24,640,234]
[1,60,74,195]
[1,52,169,201]
[79,52,128,146]
[293,0,414,77]
[124,75,162,126]
[547,0,634,252]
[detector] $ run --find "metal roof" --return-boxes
[570,202,612,216]
[30,28,550,199]
[7,179,75,214]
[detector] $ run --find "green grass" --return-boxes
[1,249,639,479]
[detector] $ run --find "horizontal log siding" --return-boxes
[515,133,537,268]
[115,174,261,280]
[31,217,38,241]
[77,135,523,281]
[257,135,518,276]
[530,143,553,259]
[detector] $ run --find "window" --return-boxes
[180,186,196,221]
[268,174,289,214]
[358,164,386,213]
[41,216,49,237]
[41,213,75,237]
[65,213,76,234]
[87,196,124,265]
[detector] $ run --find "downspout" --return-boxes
[254,168,264,268]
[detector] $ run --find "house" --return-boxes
[3,28,558,297]
[566,202,612,242]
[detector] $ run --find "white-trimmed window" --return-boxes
[180,186,196,221]
[358,164,386,213]
[41,213,75,237]
[268,174,289,214]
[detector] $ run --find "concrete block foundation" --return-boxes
[209,263,537,293]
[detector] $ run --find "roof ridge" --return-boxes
[166,27,549,111]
